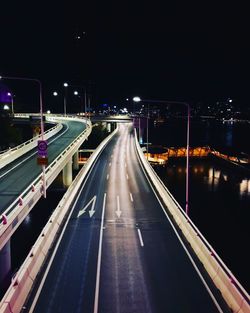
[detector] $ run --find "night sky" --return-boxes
[0,1,249,109]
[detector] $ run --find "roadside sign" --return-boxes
[37,140,48,157]
[37,157,48,165]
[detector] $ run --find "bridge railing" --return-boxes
[0,117,92,251]
[0,125,118,313]
[0,114,63,169]
[134,129,250,313]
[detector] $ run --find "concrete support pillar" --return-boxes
[0,240,11,296]
[107,123,111,133]
[73,151,79,171]
[63,159,73,187]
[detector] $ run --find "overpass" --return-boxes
[0,122,248,313]
[0,115,92,293]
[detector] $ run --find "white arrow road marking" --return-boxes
[130,192,133,202]
[137,228,144,247]
[115,195,122,218]
[77,195,97,218]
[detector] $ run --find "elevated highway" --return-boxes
[2,123,248,313]
[0,115,91,293]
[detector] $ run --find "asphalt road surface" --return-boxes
[27,123,231,313]
[0,119,86,216]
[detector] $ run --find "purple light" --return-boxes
[0,83,11,103]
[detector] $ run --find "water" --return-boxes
[147,119,250,292]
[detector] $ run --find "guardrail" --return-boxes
[0,117,92,251]
[0,115,63,169]
[0,126,118,313]
[134,129,250,313]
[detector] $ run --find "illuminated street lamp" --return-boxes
[0,75,46,198]
[7,92,14,115]
[3,104,10,111]
[133,96,191,216]
[63,82,68,116]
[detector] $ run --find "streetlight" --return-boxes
[7,92,14,115]
[0,75,46,198]
[63,82,68,116]
[3,104,10,111]
[133,96,190,216]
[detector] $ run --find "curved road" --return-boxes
[0,119,86,215]
[26,123,231,313]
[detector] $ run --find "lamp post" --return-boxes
[7,92,14,115]
[73,90,82,115]
[133,96,190,216]
[63,83,68,116]
[0,75,46,197]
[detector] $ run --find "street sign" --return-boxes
[37,140,48,157]
[37,157,48,165]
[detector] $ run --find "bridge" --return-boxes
[0,117,249,313]
[0,115,92,293]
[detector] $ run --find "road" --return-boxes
[0,119,86,216]
[27,123,231,313]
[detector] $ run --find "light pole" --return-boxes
[0,75,46,197]
[63,82,68,116]
[7,92,14,115]
[133,96,190,216]
[73,90,82,115]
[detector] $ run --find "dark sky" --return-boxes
[0,1,249,109]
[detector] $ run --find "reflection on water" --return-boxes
[239,179,250,197]
[155,158,250,292]
[225,124,233,147]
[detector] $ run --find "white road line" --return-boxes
[136,146,224,313]
[130,193,133,202]
[109,162,111,167]
[106,174,109,180]
[126,173,129,180]
[137,229,144,247]
[94,193,107,313]
[117,195,120,211]
[28,159,100,313]
[115,195,122,218]
[125,162,127,168]
[0,124,69,179]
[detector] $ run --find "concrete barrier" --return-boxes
[0,117,62,169]
[0,126,118,313]
[134,129,250,313]
[0,117,92,251]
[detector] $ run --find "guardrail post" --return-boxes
[19,198,23,206]
[0,241,11,297]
